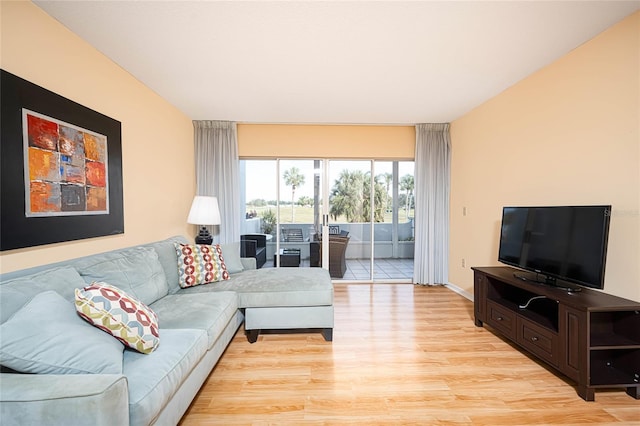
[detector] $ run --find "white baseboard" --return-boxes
[444,282,473,302]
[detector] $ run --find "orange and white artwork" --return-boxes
[23,109,109,217]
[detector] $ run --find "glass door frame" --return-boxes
[243,158,413,283]
[325,159,376,282]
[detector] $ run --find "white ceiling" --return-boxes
[35,1,639,124]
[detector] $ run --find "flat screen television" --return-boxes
[498,205,611,291]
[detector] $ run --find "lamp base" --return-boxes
[195,226,213,245]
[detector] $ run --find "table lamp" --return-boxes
[187,196,221,245]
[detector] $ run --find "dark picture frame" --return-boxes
[1,70,124,251]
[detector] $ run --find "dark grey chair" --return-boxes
[309,235,350,278]
[240,234,267,268]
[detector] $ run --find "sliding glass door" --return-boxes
[240,158,413,282]
[276,159,320,267]
[372,161,415,280]
[327,160,373,280]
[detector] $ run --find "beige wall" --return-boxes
[450,12,639,301]
[3,3,637,303]
[0,1,195,273]
[238,124,414,159]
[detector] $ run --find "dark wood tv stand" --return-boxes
[473,266,640,401]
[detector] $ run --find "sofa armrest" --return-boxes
[0,374,129,426]
[241,257,257,270]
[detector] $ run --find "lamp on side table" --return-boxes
[187,196,221,245]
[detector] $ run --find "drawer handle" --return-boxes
[531,336,539,342]
[497,316,503,321]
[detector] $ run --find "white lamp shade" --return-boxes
[187,196,221,226]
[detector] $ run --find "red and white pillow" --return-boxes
[75,282,160,354]
[174,243,230,288]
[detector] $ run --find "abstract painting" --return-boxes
[1,70,123,251]
[23,109,109,216]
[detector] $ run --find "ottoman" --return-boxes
[231,267,333,343]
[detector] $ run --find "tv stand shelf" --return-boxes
[473,266,640,401]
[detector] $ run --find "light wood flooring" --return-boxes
[180,284,639,425]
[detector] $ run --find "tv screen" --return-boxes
[498,205,611,290]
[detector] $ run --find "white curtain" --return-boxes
[413,123,451,285]
[192,120,240,244]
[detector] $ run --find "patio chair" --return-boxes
[327,235,349,278]
[281,228,304,242]
[240,234,267,268]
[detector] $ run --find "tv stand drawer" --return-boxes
[486,300,516,339]
[517,317,559,367]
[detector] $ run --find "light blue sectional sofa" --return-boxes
[0,236,333,425]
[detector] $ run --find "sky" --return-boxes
[244,160,414,202]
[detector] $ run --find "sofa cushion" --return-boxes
[147,236,189,294]
[151,291,238,349]
[75,282,160,354]
[174,243,229,288]
[178,267,334,308]
[0,374,129,426]
[76,246,169,306]
[220,242,244,274]
[0,266,85,323]
[0,291,124,374]
[124,328,207,426]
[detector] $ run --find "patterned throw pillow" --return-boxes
[174,243,230,288]
[75,282,160,354]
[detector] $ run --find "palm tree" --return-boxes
[380,172,393,214]
[283,167,305,222]
[330,170,387,222]
[373,174,387,222]
[363,173,387,222]
[400,174,414,218]
[329,170,363,222]
[298,195,312,207]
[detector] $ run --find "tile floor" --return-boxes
[263,257,414,281]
